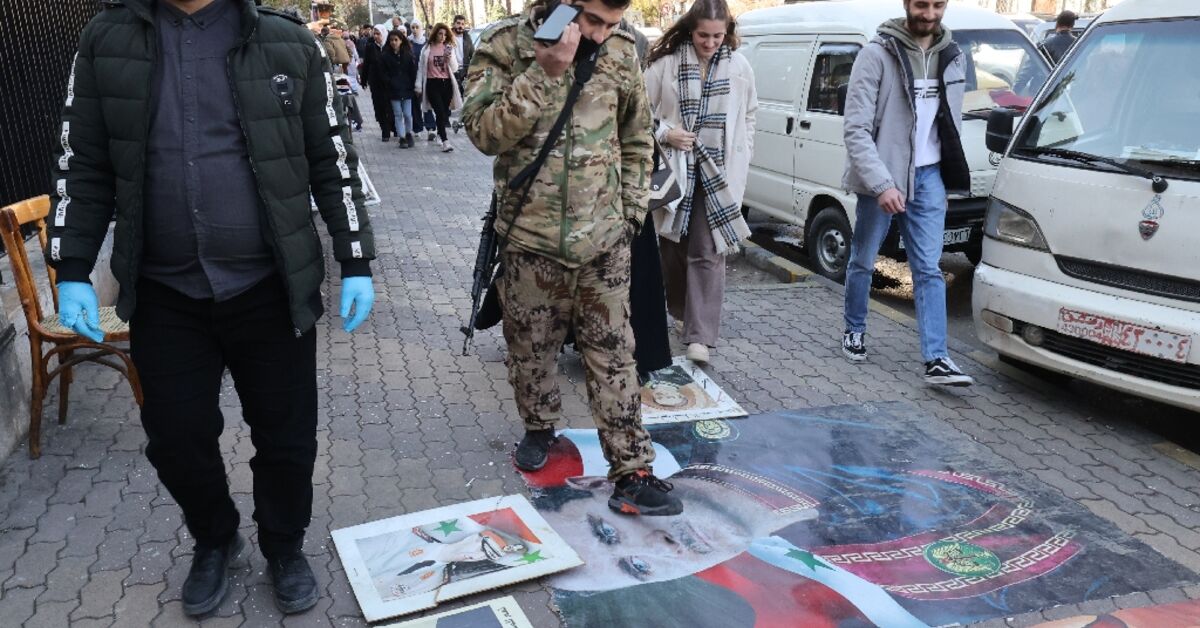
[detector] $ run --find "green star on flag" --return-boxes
[519,550,545,564]
[434,519,461,536]
[786,549,833,571]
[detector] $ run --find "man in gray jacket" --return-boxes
[840,0,973,386]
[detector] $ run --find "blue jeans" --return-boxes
[843,164,948,362]
[390,99,413,138]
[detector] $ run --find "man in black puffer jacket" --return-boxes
[48,0,376,616]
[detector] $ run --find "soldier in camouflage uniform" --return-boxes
[463,0,682,516]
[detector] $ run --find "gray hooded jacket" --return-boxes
[842,18,971,200]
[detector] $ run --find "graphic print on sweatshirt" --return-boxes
[913,78,942,168]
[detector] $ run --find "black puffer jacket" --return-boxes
[48,0,375,334]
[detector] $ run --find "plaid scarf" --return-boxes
[672,42,745,254]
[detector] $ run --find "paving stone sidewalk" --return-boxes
[2,107,1199,628]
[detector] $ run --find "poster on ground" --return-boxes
[640,356,746,425]
[517,404,1197,627]
[381,595,535,628]
[333,495,582,622]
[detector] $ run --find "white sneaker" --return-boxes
[441,139,454,153]
[924,357,974,387]
[686,343,709,364]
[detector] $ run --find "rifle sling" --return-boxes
[494,50,600,257]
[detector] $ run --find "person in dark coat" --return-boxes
[1039,11,1077,65]
[382,30,418,148]
[49,0,376,615]
[360,26,396,141]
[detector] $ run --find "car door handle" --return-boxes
[786,117,794,134]
[799,120,812,130]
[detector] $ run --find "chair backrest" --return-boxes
[0,196,55,329]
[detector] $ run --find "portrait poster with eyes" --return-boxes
[332,495,583,622]
[517,405,1197,628]
[380,595,536,628]
[640,356,747,425]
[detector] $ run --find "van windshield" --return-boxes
[952,29,1050,116]
[1013,18,1200,180]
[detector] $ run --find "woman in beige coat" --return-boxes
[645,0,757,364]
[415,23,463,152]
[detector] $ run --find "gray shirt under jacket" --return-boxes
[141,0,276,301]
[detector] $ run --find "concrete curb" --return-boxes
[739,240,813,283]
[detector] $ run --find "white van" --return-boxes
[737,0,1050,280]
[974,0,1200,411]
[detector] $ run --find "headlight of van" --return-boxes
[983,198,1048,251]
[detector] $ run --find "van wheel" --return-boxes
[807,207,852,283]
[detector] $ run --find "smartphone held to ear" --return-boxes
[533,3,581,44]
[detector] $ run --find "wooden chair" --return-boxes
[0,196,143,458]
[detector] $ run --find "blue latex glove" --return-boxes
[57,282,105,343]
[339,276,375,333]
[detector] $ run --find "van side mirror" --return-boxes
[986,108,1018,154]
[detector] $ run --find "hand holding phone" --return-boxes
[533,3,581,44]
[534,21,580,79]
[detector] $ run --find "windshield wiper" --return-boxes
[1125,149,1200,172]
[1018,146,1169,192]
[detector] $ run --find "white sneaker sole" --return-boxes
[925,374,974,387]
[842,346,867,362]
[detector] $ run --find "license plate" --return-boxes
[898,226,973,250]
[1056,308,1193,364]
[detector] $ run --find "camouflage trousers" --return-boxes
[499,238,656,480]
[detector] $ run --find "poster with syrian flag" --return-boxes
[515,404,1196,627]
[332,495,581,622]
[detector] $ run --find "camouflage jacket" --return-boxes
[462,13,653,268]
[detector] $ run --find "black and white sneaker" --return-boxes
[842,331,866,362]
[924,357,974,387]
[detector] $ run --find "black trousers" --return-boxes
[130,276,318,559]
[370,81,395,138]
[426,77,453,141]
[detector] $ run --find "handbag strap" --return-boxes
[496,49,601,253]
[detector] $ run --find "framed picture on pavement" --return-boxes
[332,495,582,622]
[640,356,748,425]
[380,595,535,627]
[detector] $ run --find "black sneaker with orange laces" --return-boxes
[609,470,684,516]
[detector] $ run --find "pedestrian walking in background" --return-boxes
[409,20,439,141]
[416,23,462,153]
[361,25,396,141]
[451,14,475,94]
[841,0,973,386]
[319,22,351,73]
[1039,10,1077,65]
[49,0,376,616]
[645,0,757,365]
[464,0,682,516]
[356,24,373,59]
[383,29,418,148]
